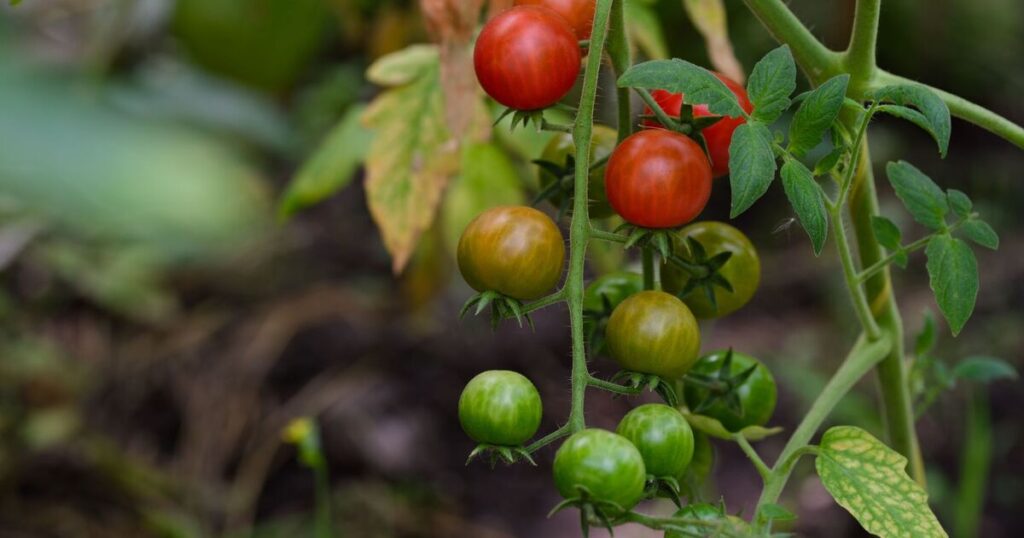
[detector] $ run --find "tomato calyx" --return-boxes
[582,292,615,353]
[640,102,725,165]
[613,223,677,260]
[532,153,611,221]
[466,442,537,467]
[684,349,758,417]
[610,370,680,407]
[548,486,626,538]
[644,474,685,508]
[666,235,736,315]
[460,290,533,330]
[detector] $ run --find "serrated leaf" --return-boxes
[787,75,850,157]
[816,426,947,538]
[871,216,902,251]
[870,85,951,157]
[952,356,1018,383]
[959,220,999,250]
[363,46,459,273]
[886,161,949,230]
[618,59,746,117]
[728,122,777,217]
[925,235,978,336]
[914,310,937,358]
[946,189,972,218]
[680,410,783,441]
[747,45,796,124]
[780,159,828,255]
[760,503,796,522]
[625,1,670,59]
[279,104,371,219]
[814,146,844,176]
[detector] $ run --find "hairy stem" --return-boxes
[843,0,880,89]
[734,434,770,482]
[740,0,842,84]
[607,0,633,142]
[830,205,881,340]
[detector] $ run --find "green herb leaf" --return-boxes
[960,219,999,250]
[871,216,907,268]
[787,75,850,157]
[813,146,844,176]
[747,45,796,124]
[914,310,937,358]
[278,104,371,219]
[728,123,777,217]
[952,356,1018,383]
[925,234,978,336]
[780,159,828,255]
[816,426,948,538]
[886,161,949,230]
[870,85,951,157]
[946,189,972,218]
[618,60,746,117]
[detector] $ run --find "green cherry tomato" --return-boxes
[684,350,777,432]
[538,125,618,218]
[661,221,761,319]
[665,502,726,538]
[457,206,565,300]
[583,271,644,312]
[458,370,542,446]
[616,404,695,478]
[605,291,701,379]
[553,429,647,511]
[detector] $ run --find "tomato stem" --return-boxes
[641,248,655,290]
[842,0,880,91]
[733,434,770,482]
[607,0,633,143]
[635,88,685,132]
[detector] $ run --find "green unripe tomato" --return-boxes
[582,271,644,312]
[616,404,695,478]
[684,350,777,432]
[661,221,761,319]
[457,206,565,300]
[538,125,617,218]
[458,370,542,446]
[552,429,647,511]
[605,291,701,379]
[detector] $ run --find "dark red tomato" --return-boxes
[604,130,712,229]
[642,73,754,178]
[474,6,581,111]
[515,0,595,39]
[457,206,565,300]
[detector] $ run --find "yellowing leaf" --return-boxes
[680,409,783,441]
[816,426,948,538]
[626,1,670,60]
[363,45,459,273]
[682,0,745,84]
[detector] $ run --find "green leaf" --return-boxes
[946,189,972,218]
[787,75,850,157]
[870,85,951,157]
[759,503,796,522]
[746,45,796,124]
[816,426,948,538]
[959,220,999,250]
[618,60,746,117]
[366,44,439,86]
[728,122,777,217]
[680,410,783,441]
[925,235,978,336]
[952,356,1018,383]
[886,161,949,230]
[780,159,828,255]
[625,1,670,59]
[278,104,371,219]
[871,216,902,251]
[813,146,844,176]
[914,310,937,358]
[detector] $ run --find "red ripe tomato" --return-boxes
[642,73,753,178]
[604,130,712,229]
[514,0,595,40]
[474,6,581,111]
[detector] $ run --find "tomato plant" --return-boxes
[457,206,565,300]
[615,404,694,479]
[537,125,617,218]
[459,370,542,446]
[515,0,596,40]
[473,6,582,111]
[582,271,643,353]
[661,221,761,318]
[642,73,753,178]
[605,290,701,379]
[604,129,712,228]
[552,429,647,511]
[685,350,777,432]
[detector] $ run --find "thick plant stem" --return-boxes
[830,206,881,340]
[755,335,892,520]
[565,0,615,432]
[641,248,655,290]
[607,0,633,142]
[843,0,880,89]
[740,0,842,85]
[847,141,926,485]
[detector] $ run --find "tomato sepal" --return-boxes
[609,370,679,407]
[666,235,737,315]
[465,442,537,467]
[611,223,677,260]
[548,486,625,538]
[644,474,684,508]
[495,108,548,131]
[459,290,534,330]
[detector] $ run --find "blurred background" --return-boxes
[0,0,1021,536]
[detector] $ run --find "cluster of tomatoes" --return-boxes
[458,0,778,521]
